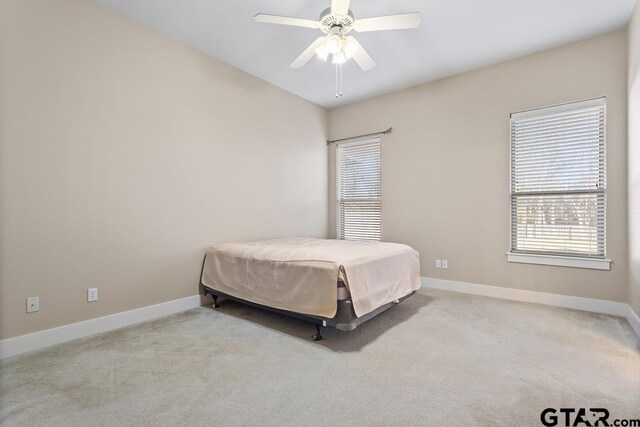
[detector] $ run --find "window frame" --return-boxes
[506,97,611,270]
[335,137,382,241]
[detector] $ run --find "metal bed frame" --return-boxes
[201,278,414,341]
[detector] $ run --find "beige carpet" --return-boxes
[1,289,639,426]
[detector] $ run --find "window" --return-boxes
[508,98,610,270]
[336,138,381,240]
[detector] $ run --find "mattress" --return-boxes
[201,237,421,318]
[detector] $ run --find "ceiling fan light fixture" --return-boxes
[315,44,330,61]
[343,38,359,59]
[332,51,347,65]
[325,34,343,55]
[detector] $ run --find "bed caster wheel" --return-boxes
[212,296,221,309]
[213,304,221,309]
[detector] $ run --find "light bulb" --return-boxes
[315,44,329,61]
[325,34,343,55]
[343,39,359,59]
[332,52,347,65]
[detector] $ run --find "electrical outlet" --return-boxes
[442,260,448,269]
[26,297,39,313]
[435,259,442,268]
[87,288,98,302]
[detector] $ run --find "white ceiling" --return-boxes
[91,0,637,108]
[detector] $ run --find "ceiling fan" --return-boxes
[254,0,422,72]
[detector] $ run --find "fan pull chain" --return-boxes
[335,63,344,98]
[335,64,338,98]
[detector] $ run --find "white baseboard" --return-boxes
[0,295,202,359]
[3,282,638,359]
[421,277,639,337]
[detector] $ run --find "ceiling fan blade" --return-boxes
[254,13,320,29]
[353,13,422,32]
[331,0,351,16]
[290,37,326,69]
[346,36,375,71]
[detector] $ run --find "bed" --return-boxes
[200,237,420,340]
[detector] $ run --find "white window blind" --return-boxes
[510,98,606,259]
[336,138,381,241]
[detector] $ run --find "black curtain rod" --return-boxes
[326,127,393,145]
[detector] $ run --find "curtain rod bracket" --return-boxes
[326,127,392,145]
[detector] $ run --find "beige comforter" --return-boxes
[201,237,420,318]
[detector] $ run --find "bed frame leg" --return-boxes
[312,324,323,342]
[212,295,221,309]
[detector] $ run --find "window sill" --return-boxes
[506,252,611,271]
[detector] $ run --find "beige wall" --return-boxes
[329,30,629,303]
[0,0,328,339]
[629,2,640,314]
[0,0,634,341]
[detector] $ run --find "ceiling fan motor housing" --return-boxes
[319,7,354,34]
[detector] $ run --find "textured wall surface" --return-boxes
[0,0,328,339]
